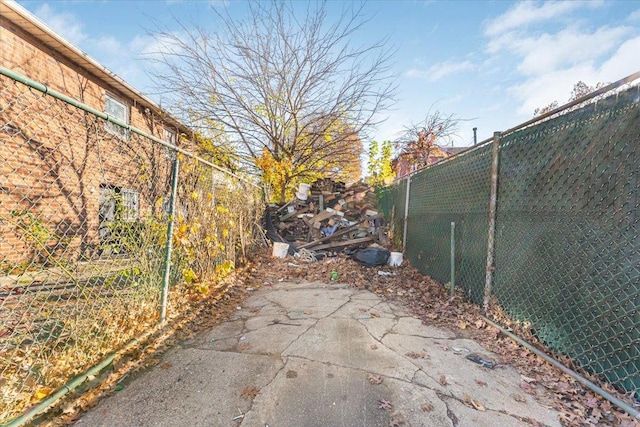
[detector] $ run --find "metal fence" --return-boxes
[380,74,640,402]
[0,68,262,424]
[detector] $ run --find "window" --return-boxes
[163,128,176,145]
[120,188,139,221]
[105,94,129,140]
[99,185,139,224]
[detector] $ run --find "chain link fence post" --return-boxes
[160,154,180,323]
[402,175,411,251]
[483,131,501,313]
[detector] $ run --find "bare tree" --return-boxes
[393,110,460,174]
[147,1,396,201]
[534,80,608,116]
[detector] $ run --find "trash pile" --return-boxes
[264,179,397,266]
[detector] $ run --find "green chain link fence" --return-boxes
[0,68,262,423]
[380,77,640,400]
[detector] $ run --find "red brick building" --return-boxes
[0,1,192,266]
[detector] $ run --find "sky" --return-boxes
[15,0,640,147]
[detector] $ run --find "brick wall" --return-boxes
[1,15,177,267]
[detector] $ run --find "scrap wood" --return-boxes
[298,215,380,249]
[308,236,373,251]
[279,206,309,222]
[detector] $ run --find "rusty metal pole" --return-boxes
[402,175,411,251]
[483,132,501,312]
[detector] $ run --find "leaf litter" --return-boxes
[247,248,640,427]
[40,248,640,426]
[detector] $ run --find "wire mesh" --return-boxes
[377,179,405,250]
[404,145,492,304]
[493,86,640,397]
[0,72,262,422]
[381,81,640,400]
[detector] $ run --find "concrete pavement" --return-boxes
[77,280,561,426]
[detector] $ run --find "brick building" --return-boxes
[0,1,193,266]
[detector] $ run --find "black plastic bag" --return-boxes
[349,247,390,267]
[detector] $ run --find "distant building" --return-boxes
[392,145,467,179]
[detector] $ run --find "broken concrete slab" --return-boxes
[76,281,561,427]
[76,350,283,427]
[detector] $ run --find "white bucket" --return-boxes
[388,251,403,267]
[297,183,311,200]
[299,183,311,194]
[272,242,289,258]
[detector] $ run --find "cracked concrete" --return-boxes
[77,281,561,427]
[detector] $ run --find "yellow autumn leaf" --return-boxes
[222,228,229,238]
[190,191,199,200]
[34,387,54,400]
[207,192,213,201]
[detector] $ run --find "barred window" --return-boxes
[99,185,138,224]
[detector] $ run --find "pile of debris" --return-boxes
[264,179,391,259]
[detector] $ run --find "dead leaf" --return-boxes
[240,386,259,399]
[159,362,172,370]
[520,381,536,395]
[474,319,487,329]
[367,374,383,384]
[464,394,486,411]
[33,387,54,400]
[303,309,312,315]
[475,379,488,387]
[237,342,251,351]
[520,375,536,383]
[512,394,527,403]
[421,403,434,412]
[378,399,393,410]
[370,344,378,350]
[405,351,427,359]
[62,403,77,415]
[389,415,405,426]
[439,375,448,386]
[458,322,467,330]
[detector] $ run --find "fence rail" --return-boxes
[0,68,262,424]
[380,73,640,408]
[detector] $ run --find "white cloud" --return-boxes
[484,1,601,37]
[506,34,640,117]
[481,0,640,119]
[597,36,640,81]
[513,26,630,75]
[407,60,474,82]
[93,36,122,57]
[628,9,640,22]
[34,4,87,45]
[507,64,596,116]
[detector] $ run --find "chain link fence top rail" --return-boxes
[493,86,640,398]
[0,72,262,422]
